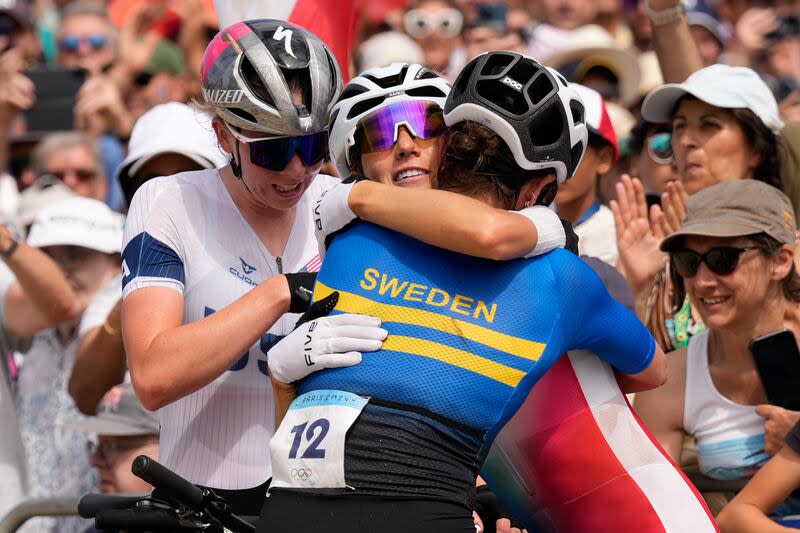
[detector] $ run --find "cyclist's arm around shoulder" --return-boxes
[349,180,561,260]
[557,253,667,391]
[633,348,688,463]
[124,278,291,411]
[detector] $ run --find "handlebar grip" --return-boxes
[78,493,148,518]
[95,508,200,531]
[131,455,205,508]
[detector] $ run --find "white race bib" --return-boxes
[269,390,367,490]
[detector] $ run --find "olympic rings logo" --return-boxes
[290,468,313,481]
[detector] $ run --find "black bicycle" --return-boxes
[78,455,256,532]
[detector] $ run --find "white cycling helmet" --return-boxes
[328,63,450,178]
[443,51,588,183]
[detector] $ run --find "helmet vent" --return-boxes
[230,108,258,124]
[557,73,568,87]
[570,141,585,172]
[480,52,514,76]
[478,79,527,115]
[417,69,439,80]
[283,66,312,115]
[570,99,585,126]
[241,56,275,108]
[406,86,448,99]
[363,65,409,89]
[528,101,564,146]
[348,95,387,119]
[340,84,370,101]
[527,73,555,106]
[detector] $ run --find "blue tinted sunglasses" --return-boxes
[58,34,109,52]
[225,123,329,171]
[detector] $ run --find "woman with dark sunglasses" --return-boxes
[116,20,383,518]
[635,179,800,517]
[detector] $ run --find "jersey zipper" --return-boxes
[276,256,283,274]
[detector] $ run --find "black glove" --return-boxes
[473,485,525,533]
[284,272,317,313]
[560,218,579,256]
[294,291,340,329]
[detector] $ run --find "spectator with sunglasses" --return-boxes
[29,132,107,202]
[401,0,465,77]
[119,20,384,518]
[635,179,800,517]
[627,118,676,195]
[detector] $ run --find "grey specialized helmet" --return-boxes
[201,19,343,136]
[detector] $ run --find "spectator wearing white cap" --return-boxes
[13,197,122,533]
[68,103,226,416]
[115,102,228,208]
[555,84,620,266]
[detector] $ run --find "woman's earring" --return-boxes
[524,200,531,208]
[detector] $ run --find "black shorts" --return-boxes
[257,490,476,533]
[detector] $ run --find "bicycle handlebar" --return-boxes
[95,508,204,531]
[132,455,205,509]
[78,493,149,518]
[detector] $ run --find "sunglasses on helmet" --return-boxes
[403,8,464,38]
[58,34,109,53]
[349,101,445,166]
[647,132,673,165]
[225,123,329,171]
[670,246,759,277]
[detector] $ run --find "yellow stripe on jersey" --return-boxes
[315,282,546,362]
[384,335,525,387]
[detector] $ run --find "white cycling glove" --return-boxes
[514,206,568,258]
[268,313,387,384]
[314,180,358,261]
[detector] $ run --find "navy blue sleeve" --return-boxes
[122,231,185,295]
[554,253,656,374]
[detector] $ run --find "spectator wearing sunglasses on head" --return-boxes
[635,179,800,518]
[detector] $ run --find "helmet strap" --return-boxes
[231,140,243,179]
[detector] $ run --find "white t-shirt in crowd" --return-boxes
[121,169,333,489]
[575,204,619,267]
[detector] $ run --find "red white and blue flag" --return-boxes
[214,0,355,81]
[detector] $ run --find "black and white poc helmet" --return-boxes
[443,51,588,183]
[201,19,342,136]
[329,63,450,178]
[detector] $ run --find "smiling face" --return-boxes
[359,126,443,189]
[213,119,322,211]
[671,98,760,194]
[679,235,792,331]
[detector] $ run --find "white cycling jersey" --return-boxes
[121,168,333,489]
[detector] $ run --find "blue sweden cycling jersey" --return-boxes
[299,223,655,447]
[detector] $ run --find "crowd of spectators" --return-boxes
[2,0,800,531]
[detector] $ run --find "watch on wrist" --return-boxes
[645,0,685,26]
[1,225,20,259]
